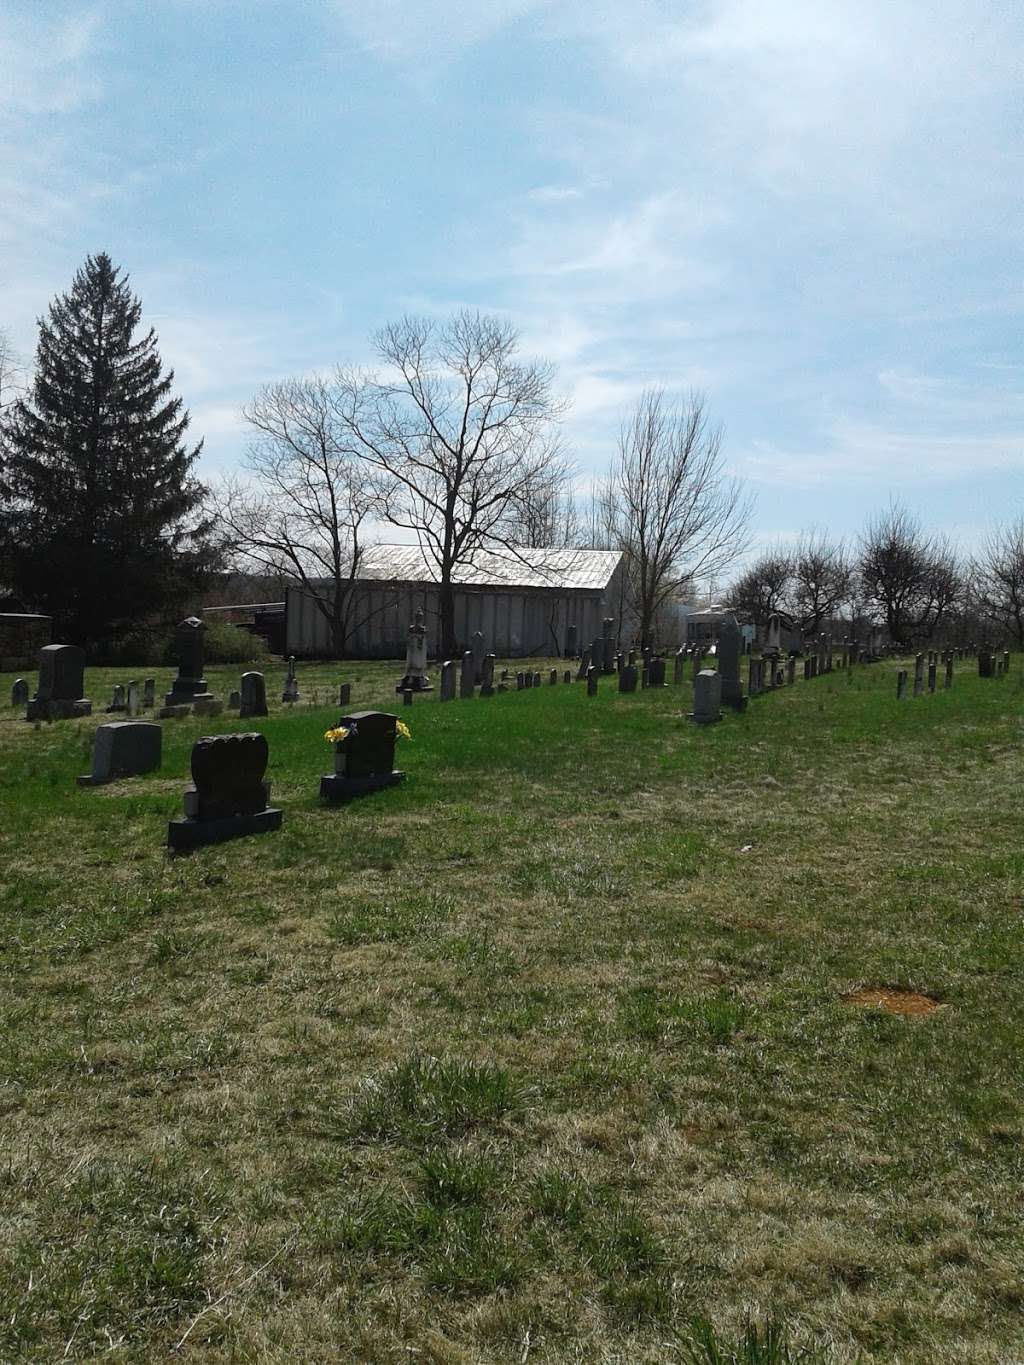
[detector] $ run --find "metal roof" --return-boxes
[353,544,623,592]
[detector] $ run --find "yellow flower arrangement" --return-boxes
[396,720,412,741]
[324,725,352,744]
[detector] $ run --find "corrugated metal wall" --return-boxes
[285,583,617,659]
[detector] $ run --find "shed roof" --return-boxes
[353,544,623,592]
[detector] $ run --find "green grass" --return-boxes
[0,652,1022,1360]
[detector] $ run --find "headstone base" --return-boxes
[168,807,282,851]
[396,676,432,693]
[192,697,223,717]
[26,698,91,721]
[157,704,192,719]
[320,771,406,801]
[688,712,722,726]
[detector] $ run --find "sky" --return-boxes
[2,0,1022,557]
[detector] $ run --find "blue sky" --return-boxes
[2,0,1021,556]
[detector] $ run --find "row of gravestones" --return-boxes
[74,709,404,851]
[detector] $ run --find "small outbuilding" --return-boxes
[285,544,627,659]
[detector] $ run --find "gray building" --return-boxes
[285,544,626,659]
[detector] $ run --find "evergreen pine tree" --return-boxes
[1,252,218,646]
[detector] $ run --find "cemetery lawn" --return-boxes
[1,658,1023,1364]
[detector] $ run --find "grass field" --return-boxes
[0,654,1022,1362]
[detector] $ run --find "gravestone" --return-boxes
[576,648,591,681]
[786,657,796,685]
[78,721,162,786]
[533,671,541,688]
[565,623,578,657]
[480,655,496,698]
[1003,651,1011,674]
[690,669,722,725]
[944,655,954,688]
[748,658,761,697]
[282,656,300,704]
[525,671,534,689]
[127,681,142,716]
[439,660,456,702]
[673,649,685,685]
[239,671,268,718]
[516,672,526,690]
[692,649,703,685]
[165,618,213,708]
[168,733,282,849]
[928,660,937,693]
[601,618,616,673]
[470,631,486,685]
[26,644,91,720]
[591,637,605,673]
[11,678,28,707]
[339,682,351,707]
[648,657,666,687]
[619,665,638,693]
[193,695,224,717]
[460,652,475,699]
[143,678,155,709]
[320,711,406,800]
[397,608,432,693]
[228,690,241,710]
[717,617,745,710]
[896,669,908,700]
[978,649,994,678]
[158,704,191,719]
[549,668,558,685]
[403,688,413,706]
[106,683,127,713]
[803,659,811,681]
[586,666,598,696]
[913,654,924,696]
[563,670,571,683]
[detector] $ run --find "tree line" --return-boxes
[728,505,1024,648]
[1,252,1021,658]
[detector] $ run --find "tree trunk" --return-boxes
[439,576,457,658]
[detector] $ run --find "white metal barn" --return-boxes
[285,544,627,659]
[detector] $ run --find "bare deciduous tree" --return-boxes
[858,502,961,644]
[726,547,793,632]
[971,518,1024,645]
[216,376,385,658]
[600,389,751,648]
[333,311,566,656]
[790,530,852,635]
[498,447,579,549]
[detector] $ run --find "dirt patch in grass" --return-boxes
[843,987,942,1015]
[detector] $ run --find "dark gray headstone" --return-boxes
[439,660,456,702]
[897,669,908,700]
[565,623,578,657]
[228,689,241,709]
[169,732,281,848]
[27,644,91,720]
[479,654,496,697]
[586,666,598,696]
[460,651,475,699]
[549,668,558,685]
[691,669,722,725]
[619,665,638,693]
[320,711,406,801]
[11,678,28,707]
[165,618,212,707]
[576,648,591,681]
[143,678,155,709]
[563,669,572,683]
[673,650,685,684]
[239,671,268,718]
[717,618,745,710]
[78,721,162,786]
